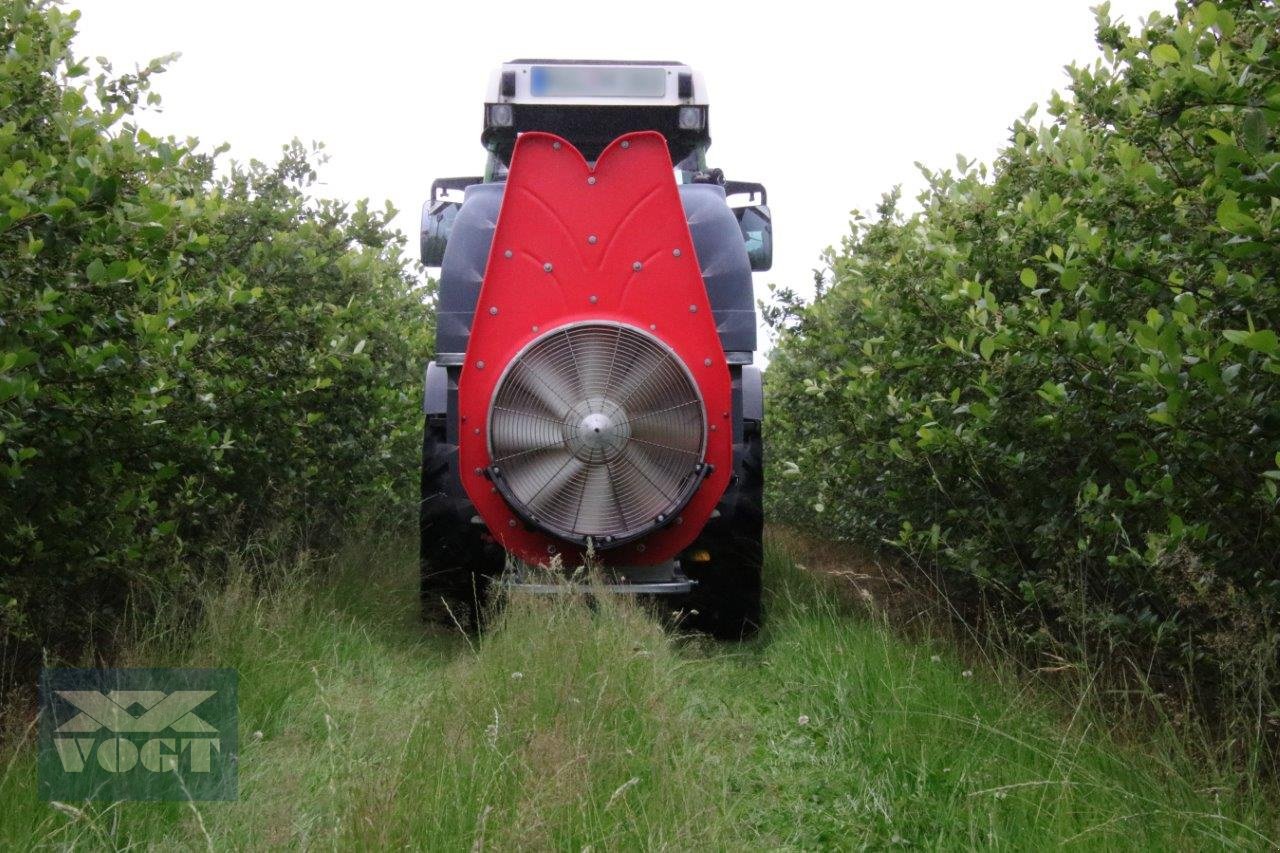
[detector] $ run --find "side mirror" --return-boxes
[420,199,459,267]
[420,176,483,267]
[724,181,772,272]
[735,204,772,272]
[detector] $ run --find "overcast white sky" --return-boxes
[73,0,1161,351]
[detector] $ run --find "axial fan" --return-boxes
[487,322,707,546]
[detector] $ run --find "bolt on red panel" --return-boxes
[457,131,732,567]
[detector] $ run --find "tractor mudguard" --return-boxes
[456,131,733,568]
[423,361,447,415]
[677,184,756,355]
[436,184,504,360]
[742,365,763,422]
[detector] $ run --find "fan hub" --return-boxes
[577,412,618,451]
[563,397,630,460]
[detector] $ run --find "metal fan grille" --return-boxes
[487,322,706,546]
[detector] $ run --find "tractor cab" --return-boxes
[422,59,771,273]
[480,60,711,171]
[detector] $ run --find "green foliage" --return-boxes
[0,1,430,663]
[767,0,1280,707]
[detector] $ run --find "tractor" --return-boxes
[418,60,771,638]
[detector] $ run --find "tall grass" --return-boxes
[690,550,1278,848]
[342,582,734,850]
[0,529,1275,849]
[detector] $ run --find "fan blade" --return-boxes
[525,455,585,517]
[502,448,569,500]
[508,359,575,418]
[628,405,702,455]
[610,348,668,408]
[619,442,678,506]
[490,412,564,458]
[575,458,622,536]
[566,325,619,403]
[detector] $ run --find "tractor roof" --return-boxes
[486,60,707,107]
[482,60,710,166]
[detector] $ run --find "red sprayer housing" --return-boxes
[458,132,732,566]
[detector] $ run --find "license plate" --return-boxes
[530,66,666,98]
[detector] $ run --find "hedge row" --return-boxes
[766,0,1279,705]
[0,1,430,668]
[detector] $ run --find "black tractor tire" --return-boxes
[420,414,504,630]
[679,419,764,639]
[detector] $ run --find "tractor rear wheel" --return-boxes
[420,414,503,630]
[679,419,764,639]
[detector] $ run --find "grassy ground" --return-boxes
[1,532,1276,849]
